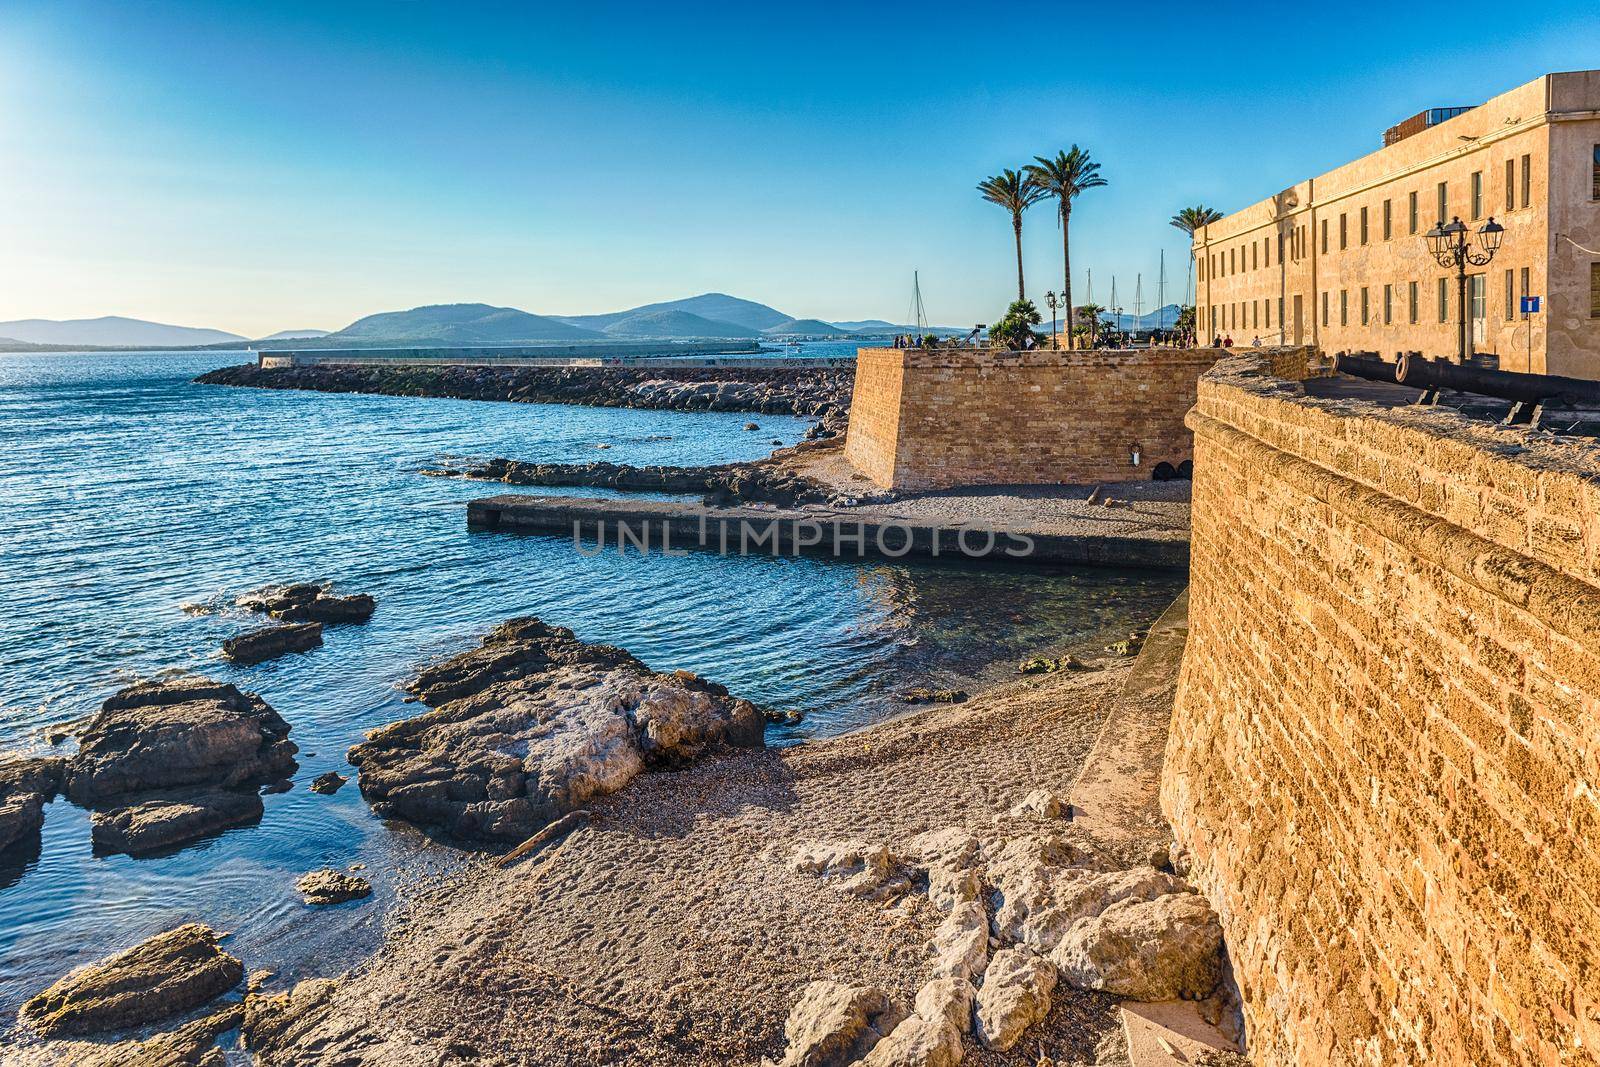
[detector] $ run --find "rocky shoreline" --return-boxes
[195,361,853,435]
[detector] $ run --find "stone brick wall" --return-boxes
[1164,351,1600,1064]
[844,346,1241,490]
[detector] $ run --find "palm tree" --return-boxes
[978,169,1049,302]
[1076,303,1105,349]
[1027,148,1107,348]
[1170,206,1224,308]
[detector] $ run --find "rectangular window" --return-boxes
[1252,243,1258,271]
[1264,300,1271,329]
[1408,281,1419,324]
[1521,267,1530,310]
[1252,301,1259,329]
[1361,287,1370,325]
[1471,171,1483,219]
[1438,277,1449,323]
[1321,219,1328,254]
[1408,191,1418,234]
[1322,291,1329,327]
[1278,297,1284,328]
[1593,144,1600,199]
[1521,155,1531,208]
[1360,206,1369,245]
[1341,290,1349,326]
[1384,284,1393,325]
[1506,158,1516,212]
[1505,268,1515,320]
[1340,213,1348,249]
[1383,199,1392,240]
[1231,248,1237,274]
[1437,181,1448,224]
[1591,263,1600,318]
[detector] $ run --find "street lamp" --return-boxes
[1423,215,1504,363]
[1045,291,1063,350]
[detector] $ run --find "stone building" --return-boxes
[1193,70,1600,378]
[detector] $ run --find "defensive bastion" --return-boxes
[1165,349,1600,1063]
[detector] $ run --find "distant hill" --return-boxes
[831,319,899,332]
[257,329,331,341]
[763,318,848,337]
[0,316,245,347]
[1097,303,1182,332]
[557,293,794,334]
[330,304,601,344]
[600,309,759,339]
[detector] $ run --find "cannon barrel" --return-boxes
[1394,353,1600,406]
[1333,352,1398,384]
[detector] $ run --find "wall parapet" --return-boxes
[1165,351,1600,1065]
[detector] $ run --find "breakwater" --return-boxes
[196,360,854,430]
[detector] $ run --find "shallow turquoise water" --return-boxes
[0,351,1181,1024]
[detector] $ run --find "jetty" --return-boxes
[465,494,1189,569]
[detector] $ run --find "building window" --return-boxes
[1437,181,1448,224]
[1521,267,1530,310]
[1591,263,1600,318]
[1252,301,1259,329]
[1231,248,1237,274]
[1322,291,1329,327]
[1321,219,1329,254]
[1340,213,1348,249]
[1341,290,1349,326]
[1361,287,1370,325]
[1384,284,1393,325]
[1471,171,1483,219]
[1593,144,1600,199]
[1383,199,1392,240]
[1252,243,1258,271]
[1521,155,1531,208]
[1278,297,1284,330]
[1505,268,1515,320]
[1409,281,1419,324]
[1506,158,1516,212]
[1438,277,1449,322]
[1360,206,1369,245]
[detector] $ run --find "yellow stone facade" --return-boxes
[1194,71,1600,378]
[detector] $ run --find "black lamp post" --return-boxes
[1424,215,1504,363]
[1045,291,1063,349]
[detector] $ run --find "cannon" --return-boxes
[1333,350,1600,426]
[1332,351,1396,384]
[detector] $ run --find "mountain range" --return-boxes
[0,293,974,349]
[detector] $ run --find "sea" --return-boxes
[0,346,1182,1028]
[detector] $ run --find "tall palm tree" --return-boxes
[978,169,1048,302]
[1076,303,1105,349]
[1170,205,1224,307]
[1027,148,1107,348]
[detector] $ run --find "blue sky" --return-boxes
[1,1,1596,336]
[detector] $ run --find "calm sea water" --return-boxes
[0,350,1181,1027]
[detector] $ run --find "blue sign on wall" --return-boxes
[1521,295,1542,314]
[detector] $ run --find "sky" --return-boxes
[1,1,1596,338]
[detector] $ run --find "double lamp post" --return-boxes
[1423,214,1504,364]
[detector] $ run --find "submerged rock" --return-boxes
[309,771,348,795]
[222,622,323,665]
[0,756,64,853]
[778,980,905,1067]
[238,583,375,625]
[296,869,372,906]
[21,924,244,1037]
[896,688,968,705]
[90,789,263,855]
[347,618,764,841]
[1052,891,1223,1001]
[1018,655,1095,675]
[65,678,297,804]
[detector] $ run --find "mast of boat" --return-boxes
[1134,274,1143,334]
[908,271,928,337]
[1157,251,1166,328]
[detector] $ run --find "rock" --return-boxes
[1105,632,1146,657]
[65,678,297,804]
[778,980,905,1067]
[238,583,376,625]
[744,421,760,430]
[1018,655,1095,674]
[928,901,988,982]
[222,622,323,665]
[1051,892,1223,1001]
[859,1015,962,1067]
[913,977,975,1034]
[790,841,908,900]
[1009,789,1062,819]
[241,977,341,1056]
[296,869,372,905]
[989,845,1182,953]
[926,864,979,912]
[897,688,968,705]
[429,454,838,509]
[347,618,763,841]
[66,1003,245,1067]
[903,828,981,873]
[974,947,1057,1051]
[0,756,64,853]
[90,790,264,855]
[309,771,348,795]
[1167,840,1193,878]
[259,779,293,795]
[21,924,244,1037]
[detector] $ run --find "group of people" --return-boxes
[1208,335,1265,349]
